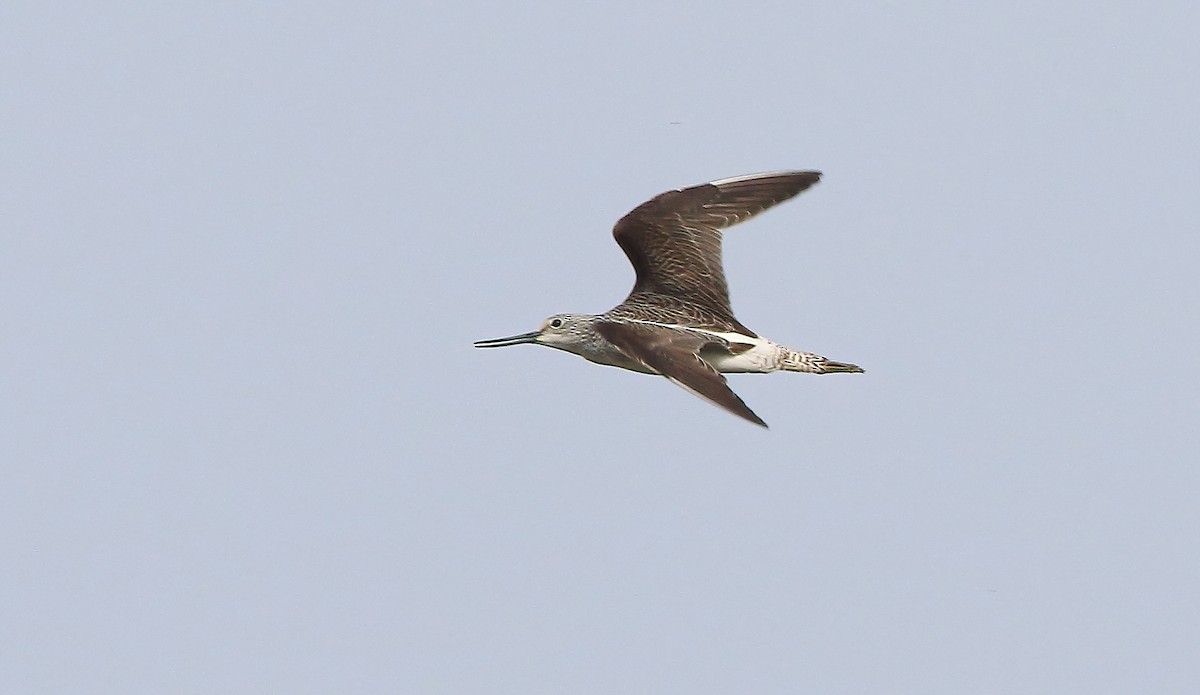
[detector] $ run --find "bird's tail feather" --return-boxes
[779,349,863,374]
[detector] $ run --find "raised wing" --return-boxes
[610,171,821,329]
[594,320,768,428]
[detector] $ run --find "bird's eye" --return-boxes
[549,318,564,329]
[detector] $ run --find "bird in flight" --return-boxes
[474,171,862,427]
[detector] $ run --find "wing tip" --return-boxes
[708,170,822,187]
[739,403,769,428]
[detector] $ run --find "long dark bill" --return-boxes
[473,331,540,348]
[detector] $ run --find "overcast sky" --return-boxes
[3,2,1199,693]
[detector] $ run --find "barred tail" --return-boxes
[779,349,864,374]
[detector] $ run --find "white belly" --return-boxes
[695,332,783,374]
[577,318,786,375]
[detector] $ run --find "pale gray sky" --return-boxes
[3,2,1198,693]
